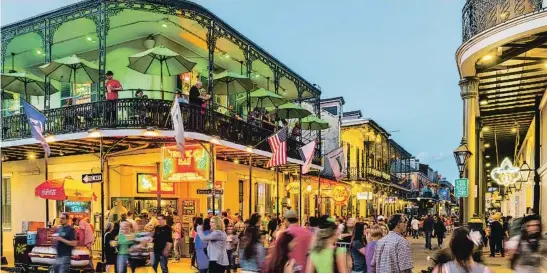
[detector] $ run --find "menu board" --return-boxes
[182,200,196,223]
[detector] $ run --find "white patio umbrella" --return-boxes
[213,70,254,95]
[1,72,58,99]
[39,54,99,84]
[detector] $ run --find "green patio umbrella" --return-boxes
[301,115,330,130]
[128,46,196,98]
[238,88,286,109]
[271,102,312,119]
[1,90,14,100]
[213,70,254,95]
[1,72,58,99]
[39,54,99,84]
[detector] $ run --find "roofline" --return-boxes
[341,118,391,137]
[1,0,320,97]
[320,96,345,105]
[388,139,412,157]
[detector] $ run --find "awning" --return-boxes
[35,177,93,201]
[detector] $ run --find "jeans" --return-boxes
[413,229,419,239]
[209,261,226,273]
[437,235,444,247]
[53,255,71,273]
[425,231,432,249]
[489,237,504,256]
[116,254,129,273]
[226,249,236,272]
[152,252,169,273]
[173,238,183,260]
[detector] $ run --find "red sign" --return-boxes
[162,145,210,182]
[35,180,67,200]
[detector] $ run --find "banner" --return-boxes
[326,147,346,181]
[161,145,210,182]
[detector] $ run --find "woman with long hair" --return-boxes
[239,213,266,272]
[433,227,490,273]
[264,231,295,273]
[306,218,348,273]
[197,216,229,273]
[103,222,116,272]
[350,222,367,272]
[194,217,209,273]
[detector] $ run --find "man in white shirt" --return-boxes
[411,217,420,239]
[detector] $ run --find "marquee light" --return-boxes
[490,157,520,187]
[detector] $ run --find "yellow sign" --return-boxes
[286,182,300,194]
[331,185,349,203]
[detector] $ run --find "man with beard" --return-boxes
[506,214,547,272]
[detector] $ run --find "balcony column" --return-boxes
[96,3,108,100]
[459,76,479,223]
[356,146,360,179]
[43,19,53,110]
[347,142,351,179]
[273,67,280,94]
[206,21,218,108]
[244,46,255,114]
[297,85,303,142]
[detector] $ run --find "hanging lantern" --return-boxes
[519,161,533,184]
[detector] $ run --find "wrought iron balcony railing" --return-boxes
[1,99,320,164]
[462,0,544,42]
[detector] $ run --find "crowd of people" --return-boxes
[49,207,547,273]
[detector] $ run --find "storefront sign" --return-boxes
[182,200,196,219]
[81,173,102,184]
[162,145,210,182]
[356,192,372,200]
[136,173,175,194]
[286,182,301,194]
[367,168,391,180]
[331,185,349,204]
[196,189,223,195]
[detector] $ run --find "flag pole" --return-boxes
[276,167,279,220]
[45,153,49,226]
[299,165,302,225]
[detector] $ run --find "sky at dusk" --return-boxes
[1,0,467,183]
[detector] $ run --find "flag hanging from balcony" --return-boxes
[21,100,50,157]
[170,98,185,158]
[326,147,346,181]
[266,127,289,167]
[298,139,317,174]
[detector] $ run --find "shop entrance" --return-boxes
[111,197,178,215]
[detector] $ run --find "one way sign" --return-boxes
[82,173,103,184]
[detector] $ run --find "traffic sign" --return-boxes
[82,173,103,184]
[196,189,223,195]
[455,178,468,198]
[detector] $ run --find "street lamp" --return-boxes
[519,161,532,183]
[453,137,472,225]
[453,138,472,177]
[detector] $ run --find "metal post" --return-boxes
[45,154,49,225]
[533,96,541,213]
[156,162,161,214]
[100,137,105,261]
[248,155,252,218]
[299,166,302,224]
[276,167,280,219]
[475,117,480,216]
[317,172,321,216]
[207,21,216,110]
[210,143,216,215]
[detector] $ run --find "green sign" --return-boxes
[455,178,469,198]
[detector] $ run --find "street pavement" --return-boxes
[2,236,513,273]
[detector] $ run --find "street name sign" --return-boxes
[82,173,102,184]
[455,178,468,198]
[196,189,223,195]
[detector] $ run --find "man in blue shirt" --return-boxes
[52,212,77,273]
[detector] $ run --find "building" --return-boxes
[455,0,546,225]
[0,0,326,255]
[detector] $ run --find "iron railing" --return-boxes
[1,99,320,164]
[462,0,544,42]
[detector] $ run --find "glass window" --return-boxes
[1,93,20,116]
[322,106,338,116]
[2,177,11,230]
[60,83,95,106]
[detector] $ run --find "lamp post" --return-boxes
[453,137,472,225]
[519,161,532,184]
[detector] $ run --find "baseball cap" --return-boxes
[284,210,297,219]
[377,215,385,221]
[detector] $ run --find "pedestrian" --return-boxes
[305,217,348,273]
[433,215,447,248]
[282,209,312,272]
[172,220,183,262]
[225,224,239,273]
[506,214,547,273]
[126,211,139,232]
[489,214,505,257]
[195,218,210,273]
[411,217,420,239]
[365,225,384,273]
[338,218,355,243]
[197,216,229,273]
[103,222,117,272]
[350,222,367,272]
[432,227,490,273]
[423,214,434,250]
[267,214,277,241]
[239,213,266,272]
[52,212,77,273]
[152,214,173,273]
[115,221,135,273]
[371,214,413,273]
[264,231,296,273]
[234,214,245,236]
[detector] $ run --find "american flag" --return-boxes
[266,127,289,167]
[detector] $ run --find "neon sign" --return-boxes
[490,158,520,187]
[162,145,209,182]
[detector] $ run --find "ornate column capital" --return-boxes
[459,76,479,99]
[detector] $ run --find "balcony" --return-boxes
[345,166,391,182]
[1,99,320,164]
[462,0,544,42]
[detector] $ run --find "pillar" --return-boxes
[459,77,479,223]
[206,21,217,107]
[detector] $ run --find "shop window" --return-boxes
[60,83,96,106]
[2,177,11,230]
[238,180,244,215]
[256,183,266,216]
[1,94,20,116]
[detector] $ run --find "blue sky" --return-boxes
[1,0,465,183]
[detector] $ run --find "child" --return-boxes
[225,224,239,273]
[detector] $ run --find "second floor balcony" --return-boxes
[1,98,321,165]
[462,0,544,42]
